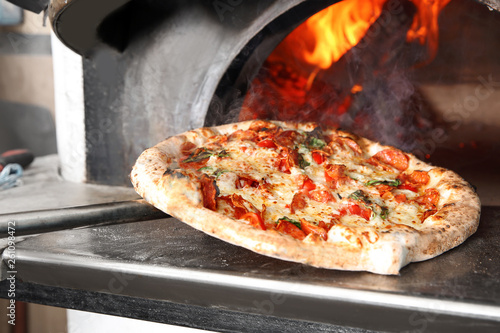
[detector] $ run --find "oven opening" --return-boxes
[207,0,500,205]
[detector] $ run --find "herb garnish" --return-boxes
[306,136,326,149]
[183,148,229,163]
[277,216,301,229]
[365,179,401,187]
[298,154,310,169]
[348,190,389,220]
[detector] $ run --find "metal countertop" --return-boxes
[1,207,500,332]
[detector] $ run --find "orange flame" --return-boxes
[302,0,386,70]
[284,0,451,71]
[407,0,451,62]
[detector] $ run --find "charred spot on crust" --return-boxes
[163,169,189,180]
[443,203,456,208]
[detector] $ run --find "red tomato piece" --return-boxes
[348,203,372,221]
[394,194,407,203]
[324,164,349,189]
[416,188,440,209]
[279,148,299,173]
[301,176,317,192]
[219,194,249,218]
[257,139,277,149]
[275,130,298,148]
[337,137,362,155]
[300,219,328,240]
[240,212,266,230]
[311,151,325,164]
[276,220,306,241]
[290,192,308,213]
[397,184,419,193]
[408,170,430,185]
[308,190,332,203]
[372,149,409,171]
[421,209,437,222]
[200,174,218,211]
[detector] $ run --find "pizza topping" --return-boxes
[240,212,266,230]
[324,164,349,189]
[300,218,328,240]
[306,136,327,150]
[308,189,333,203]
[178,121,445,238]
[369,149,409,172]
[365,179,401,187]
[415,188,440,210]
[335,136,363,155]
[278,147,299,173]
[200,174,218,211]
[257,139,277,148]
[276,217,306,240]
[236,175,260,189]
[220,193,254,218]
[290,192,308,213]
[311,150,327,164]
[407,170,431,185]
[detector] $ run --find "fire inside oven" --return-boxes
[51,0,499,203]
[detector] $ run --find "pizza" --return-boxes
[131,120,480,274]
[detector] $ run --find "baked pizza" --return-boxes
[131,120,480,274]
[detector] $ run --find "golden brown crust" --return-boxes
[131,120,481,275]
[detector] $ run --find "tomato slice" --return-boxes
[398,184,418,193]
[200,174,218,211]
[311,151,325,164]
[276,220,306,240]
[308,190,332,203]
[301,176,317,191]
[324,164,349,189]
[240,212,266,230]
[300,219,328,240]
[408,170,430,185]
[371,149,409,171]
[290,192,307,213]
[257,139,277,149]
[416,188,440,209]
[347,203,372,221]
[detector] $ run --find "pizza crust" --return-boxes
[131,120,481,275]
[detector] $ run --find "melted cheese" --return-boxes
[186,126,437,244]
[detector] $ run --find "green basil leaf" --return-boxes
[298,154,310,169]
[348,190,371,204]
[277,216,301,229]
[307,136,326,149]
[365,179,401,187]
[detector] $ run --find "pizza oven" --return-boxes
[50,0,500,208]
[1,0,500,332]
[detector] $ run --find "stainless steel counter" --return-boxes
[1,206,499,332]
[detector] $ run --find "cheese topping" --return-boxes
[179,121,440,244]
